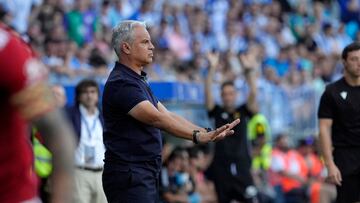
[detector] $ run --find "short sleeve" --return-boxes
[113,80,148,113]
[0,26,55,120]
[0,27,30,93]
[318,87,334,119]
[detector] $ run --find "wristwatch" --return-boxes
[192,130,200,144]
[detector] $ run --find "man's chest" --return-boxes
[332,88,360,119]
[214,109,249,127]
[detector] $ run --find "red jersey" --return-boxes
[0,23,55,203]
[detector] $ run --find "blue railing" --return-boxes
[63,81,322,141]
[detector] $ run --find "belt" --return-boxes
[77,166,103,172]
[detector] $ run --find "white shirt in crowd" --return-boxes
[75,105,105,168]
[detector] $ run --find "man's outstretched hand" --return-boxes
[198,119,240,143]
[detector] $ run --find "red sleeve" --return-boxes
[0,25,55,120]
[0,26,30,93]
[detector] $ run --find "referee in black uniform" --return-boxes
[318,42,360,203]
[101,20,240,203]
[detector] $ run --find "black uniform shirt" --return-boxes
[318,77,360,147]
[208,104,253,164]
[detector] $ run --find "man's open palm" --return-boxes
[199,119,240,143]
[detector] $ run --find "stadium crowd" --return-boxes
[1,0,359,202]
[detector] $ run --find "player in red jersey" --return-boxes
[0,22,75,203]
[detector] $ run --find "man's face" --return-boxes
[129,25,154,66]
[221,85,237,109]
[79,86,98,109]
[278,136,289,151]
[344,50,360,78]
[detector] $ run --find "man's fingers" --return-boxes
[211,132,225,142]
[211,130,235,142]
[228,119,240,130]
[210,119,239,141]
[212,134,225,142]
[328,172,342,186]
[215,124,229,134]
[338,172,342,182]
[336,172,342,186]
[211,125,228,139]
[225,130,235,136]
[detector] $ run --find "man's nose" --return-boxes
[149,41,155,50]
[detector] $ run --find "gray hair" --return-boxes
[111,20,146,56]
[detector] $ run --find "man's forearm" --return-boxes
[170,113,206,132]
[33,109,76,203]
[153,112,194,141]
[319,121,334,166]
[245,70,258,113]
[205,63,217,111]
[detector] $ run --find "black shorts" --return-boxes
[336,172,360,203]
[333,148,360,203]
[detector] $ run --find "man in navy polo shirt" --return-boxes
[102,20,240,203]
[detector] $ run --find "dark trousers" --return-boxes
[102,161,160,203]
[208,161,258,203]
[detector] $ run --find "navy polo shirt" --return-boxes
[102,62,162,164]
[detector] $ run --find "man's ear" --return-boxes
[342,59,347,68]
[122,42,131,54]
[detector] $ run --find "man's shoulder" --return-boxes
[325,77,345,92]
[236,103,247,111]
[104,74,139,91]
[208,104,223,114]
[106,68,138,85]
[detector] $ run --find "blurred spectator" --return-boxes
[160,147,199,203]
[166,20,192,61]
[270,134,309,203]
[66,79,106,203]
[64,0,99,46]
[68,43,94,77]
[37,0,65,34]
[297,138,337,203]
[188,146,218,203]
[0,3,11,25]
[147,49,178,81]
[313,23,337,55]
[338,0,360,24]
[0,0,42,34]
[42,38,75,82]
[269,134,288,203]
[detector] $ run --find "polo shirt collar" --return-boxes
[116,62,147,81]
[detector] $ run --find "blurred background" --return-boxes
[1,0,358,202]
